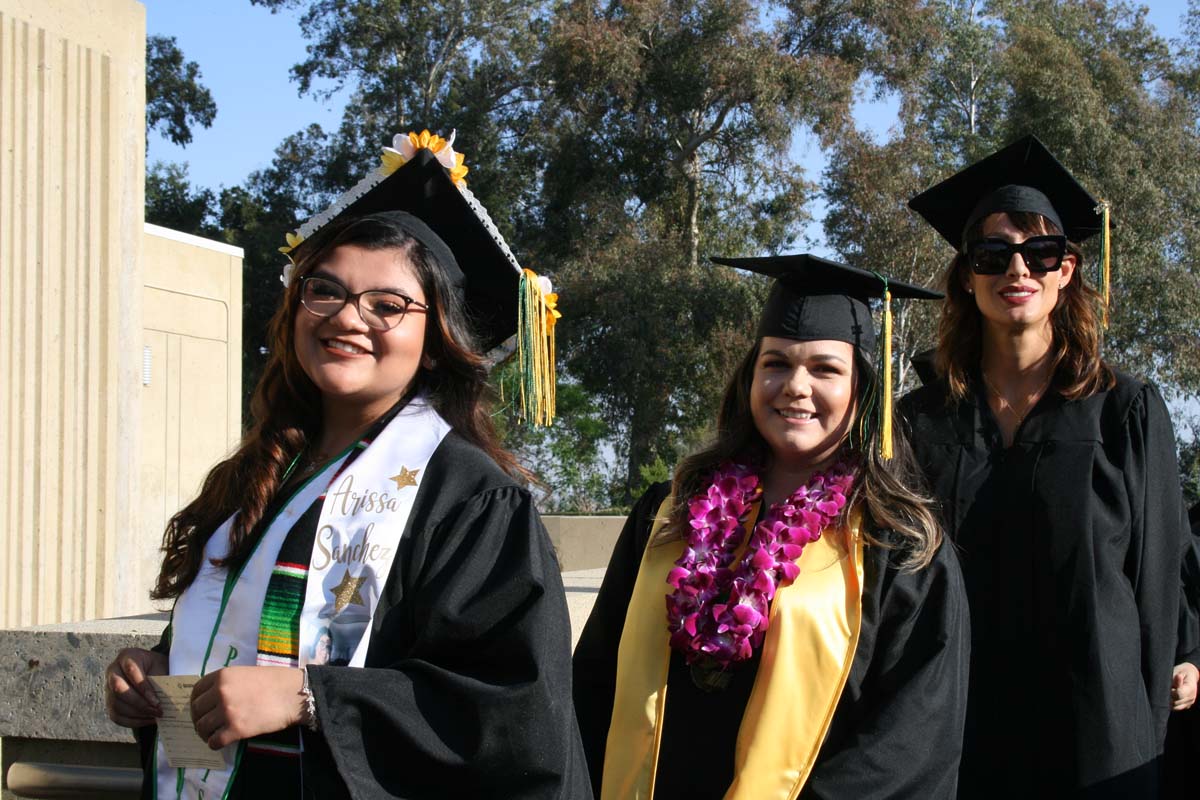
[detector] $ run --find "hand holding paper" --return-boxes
[148,675,228,770]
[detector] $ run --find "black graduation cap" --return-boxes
[285,142,523,352]
[280,131,558,424]
[907,135,1104,250]
[710,253,943,355]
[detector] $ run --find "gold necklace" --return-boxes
[981,370,1053,427]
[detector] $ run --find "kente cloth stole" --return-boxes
[154,398,451,800]
[601,497,865,800]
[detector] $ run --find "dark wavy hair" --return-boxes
[935,211,1115,402]
[152,213,528,600]
[656,339,943,571]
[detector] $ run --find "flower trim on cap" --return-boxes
[280,130,514,285]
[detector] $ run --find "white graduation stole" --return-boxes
[155,398,451,799]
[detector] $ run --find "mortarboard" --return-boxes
[711,253,943,458]
[710,253,942,354]
[907,134,1112,323]
[907,135,1104,249]
[279,130,557,424]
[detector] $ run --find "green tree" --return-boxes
[497,374,622,512]
[144,36,221,240]
[144,161,220,236]
[539,0,935,498]
[823,125,947,390]
[146,35,217,148]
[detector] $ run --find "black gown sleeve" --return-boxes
[572,483,672,799]
[304,486,591,800]
[1122,384,1194,735]
[802,536,970,800]
[1177,497,1200,666]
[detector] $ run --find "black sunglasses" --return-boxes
[964,235,1067,275]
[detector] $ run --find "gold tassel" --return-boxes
[1096,200,1111,329]
[881,288,894,461]
[516,269,558,426]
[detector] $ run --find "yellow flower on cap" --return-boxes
[544,292,561,329]
[449,151,469,186]
[278,231,305,256]
[409,129,448,153]
[380,148,407,175]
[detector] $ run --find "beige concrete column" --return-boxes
[0,0,146,626]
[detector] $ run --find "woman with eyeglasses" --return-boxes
[901,135,1198,799]
[103,139,590,799]
[574,255,970,799]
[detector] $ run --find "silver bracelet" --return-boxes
[300,666,319,732]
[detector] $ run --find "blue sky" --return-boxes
[145,0,1195,250]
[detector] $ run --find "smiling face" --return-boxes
[294,244,428,424]
[749,337,857,473]
[965,212,1075,335]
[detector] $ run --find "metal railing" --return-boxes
[6,762,140,799]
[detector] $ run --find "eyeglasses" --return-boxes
[299,275,428,331]
[964,235,1067,275]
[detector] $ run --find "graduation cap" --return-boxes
[907,134,1112,323]
[711,253,942,458]
[279,130,557,424]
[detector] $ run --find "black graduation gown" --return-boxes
[138,431,592,800]
[899,372,1194,798]
[573,481,970,799]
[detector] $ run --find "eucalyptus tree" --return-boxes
[146,35,217,148]
[539,0,937,498]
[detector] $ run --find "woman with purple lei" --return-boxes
[574,255,970,799]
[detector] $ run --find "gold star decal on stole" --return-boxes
[331,569,367,614]
[390,466,420,490]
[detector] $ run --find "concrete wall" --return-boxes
[542,514,624,572]
[0,0,146,627]
[0,0,246,626]
[137,224,243,614]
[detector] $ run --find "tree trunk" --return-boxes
[624,407,657,504]
[685,151,700,270]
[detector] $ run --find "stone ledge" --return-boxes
[0,512,624,746]
[0,615,168,743]
[0,567,609,745]
[543,515,623,572]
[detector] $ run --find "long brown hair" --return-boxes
[152,213,528,600]
[935,211,1115,402]
[658,340,943,571]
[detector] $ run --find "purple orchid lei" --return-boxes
[666,459,858,671]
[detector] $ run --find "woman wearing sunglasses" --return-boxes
[103,136,590,799]
[902,135,1198,798]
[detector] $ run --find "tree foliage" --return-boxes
[144,36,220,240]
[146,35,217,148]
[144,161,220,236]
[538,0,937,498]
[823,126,946,391]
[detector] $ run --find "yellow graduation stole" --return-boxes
[601,497,865,800]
